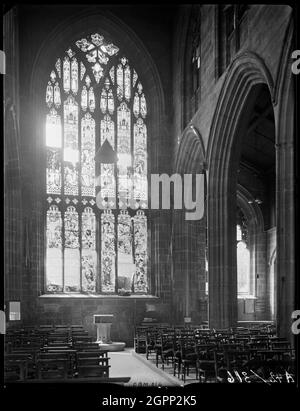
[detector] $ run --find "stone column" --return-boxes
[208,185,238,329]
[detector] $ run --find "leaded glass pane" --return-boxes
[100,114,115,147]
[71,58,79,94]
[50,70,56,83]
[140,94,147,118]
[133,69,138,87]
[110,66,115,84]
[100,164,116,208]
[47,149,62,195]
[63,57,70,93]
[117,64,123,101]
[133,118,148,207]
[46,82,53,107]
[124,65,131,101]
[108,90,114,114]
[64,96,79,195]
[64,206,80,292]
[81,86,88,111]
[80,62,86,80]
[46,205,63,292]
[55,58,61,78]
[89,87,95,112]
[81,207,96,293]
[54,83,61,108]
[117,102,131,201]
[46,108,62,148]
[101,210,115,292]
[92,62,103,83]
[133,210,148,293]
[100,89,107,113]
[81,113,95,197]
[133,93,139,118]
[118,211,134,292]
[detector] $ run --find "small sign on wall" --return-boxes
[8,301,21,321]
[245,299,255,314]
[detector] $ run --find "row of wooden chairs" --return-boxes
[134,325,294,383]
[5,324,112,382]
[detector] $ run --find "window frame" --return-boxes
[44,33,150,296]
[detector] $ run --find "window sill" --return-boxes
[237,295,257,300]
[39,293,159,300]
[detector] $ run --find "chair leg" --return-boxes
[182,365,186,383]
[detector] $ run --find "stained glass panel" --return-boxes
[100,89,107,113]
[64,96,79,195]
[133,118,148,206]
[133,93,139,118]
[100,114,115,148]
[81,86,88,111]
[140,94,147,118]
[81,207,96,293]
[54,83,61,108]
[117,103,131,201]
[55,58,61,78]
[92,62,103,83]
[118,211,134,292]
[110,66,115,84]
[100,164,116,208]
[63,57,70,93]
[71,58,79,94]
[46,205,63,292]
[117,64,123,101]
[46,82,53,107]
[108,90,114,114]
[64,206,80,292]
[133,211,148,293]
[47,149,62,195]
[89,87,95,112]
[46,109,62,148]
[81,113,95,197]
[101,210,116,292]
[80,62,86,80]
[124,65,131,101]
[133,69,138,87]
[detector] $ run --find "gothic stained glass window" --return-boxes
[45,33,149,294]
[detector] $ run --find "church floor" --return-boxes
[135,352,199,386]
[109,349,183,387]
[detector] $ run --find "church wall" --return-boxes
[171,5,292,325]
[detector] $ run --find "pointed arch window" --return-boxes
[45,33,149,294]
[236,209,251,297]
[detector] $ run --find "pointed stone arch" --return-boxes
[206,51,275,329]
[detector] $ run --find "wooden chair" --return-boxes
[178,338,198,382]
[36,358,69,380]
[76,363,110,378]
[5,354,31,381]
[197,349,219,383]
